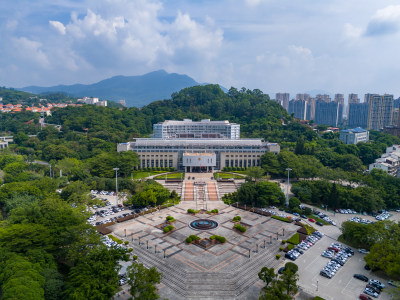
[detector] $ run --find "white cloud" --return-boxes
[49,20,66,35]
[13,37,50,68]
[288,45,312,57]
[344,23,362,38]
[245,0,261,7]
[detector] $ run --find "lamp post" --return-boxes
[113,168,119,206]
[285,168,292,207]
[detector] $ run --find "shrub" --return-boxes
[187,209,199,214]
[287,244,294,250]
[313,297,325,300]
[279,247,284,251]
[210,235,226,243]
[211,209,219,213]
[128,248,133,252]
[287,233,300,245]
[272,215,292,223]
[276,254,281,259]
[124,241,129,245]
[163,225,174,233]
[232,216,241,222]
[108,235,123,244]
[186,237,193,243]
[281,240,286,244]
[166,216,175,222]
[189,235,200,241]
[233,224,247,233]
[133,255,137,260]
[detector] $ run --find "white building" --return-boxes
[152,119,240,140]
[118,119,279,172]
[369,145,400,177]
[339,128,369,144]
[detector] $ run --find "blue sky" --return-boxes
[1,0,400,99]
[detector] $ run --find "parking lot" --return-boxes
[295,234,393,300]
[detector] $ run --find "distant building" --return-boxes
[367,94,393,130]
[369,145,400,177]
[348,102,368,128]
[95,100,107,107]
[275,93,290,110]
[314,100,342,126]
[288,99,307,120]
[296,94,311,101]
[339,128,369,144]
[118,100,127,107]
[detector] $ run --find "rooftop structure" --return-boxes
[152,119,240,140]
[369,145,400,177]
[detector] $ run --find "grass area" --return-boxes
[153,172,185,180]
[214,172,245,179]
[272,215,292,223]
[286,233,300,245]
[308,215,331,225]
[132,171,166,179]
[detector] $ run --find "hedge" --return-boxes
[210,235,226,243]
[108,235,123,244]
[163,225,174,233]
[272,215,292,223]
[208,209,218,214]
[232,216,241,222]
[233,224,247,233]
[166,216,175,222]
[276,254,281,259]
[187,209,199,214]
[287,244,294,250]
[287,233,300,245]
[189,235,200,241]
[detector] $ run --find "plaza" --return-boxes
[109,200,298,299]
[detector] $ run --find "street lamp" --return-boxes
[113,168,119,206]
[285,168,292,206]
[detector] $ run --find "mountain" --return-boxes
[20,70,200,107]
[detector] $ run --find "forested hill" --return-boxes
[46,84,296,142]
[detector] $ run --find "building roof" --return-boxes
[129,138,267,147]
[156,119,238,125]
[341,127,367,133]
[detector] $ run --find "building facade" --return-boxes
[275,93,290,110]
[118,120,279,172]
[369,145,400,177]
[152,119,240,140]
[348,103,368,128]
[339,128,369,144]
[288,100,307,120]
[314,100,342,126]
[367,94,393,130]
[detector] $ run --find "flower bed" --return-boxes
[272,215,292,223]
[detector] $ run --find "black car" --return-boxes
[364,265,371,270]
[278,267,285,274]
[316,221,324,226]
[301,214,307,219]
[354,274,369,282]
[366,284,381,294]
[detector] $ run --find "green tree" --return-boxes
[258,267,276,289]
[127,263,162,300]
[289,197,301,211]
[279,268,299,296]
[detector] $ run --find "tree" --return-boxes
[279,268,299,296]
[284,262,298,274]
[258,267,276,289]
[127,263,162,300]
[246,167,264,183]
[289,197,301,211]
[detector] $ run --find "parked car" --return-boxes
[358,249,369,254]
[354,274,369,282]
[363,288,378,298]
[388,280,399,287]
[278,267,285,274]
[316,221,324,226]
[308,218,316,222]
[359,294,373,300]
[369,279,385,289]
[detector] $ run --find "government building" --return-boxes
[117,119,279,172]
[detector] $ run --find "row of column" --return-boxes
[225,159,260,168]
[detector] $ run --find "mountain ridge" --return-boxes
[20,70,201,107]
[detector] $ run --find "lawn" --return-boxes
[214,172,245,179]
[132,171,167,179]
[308,215,331,225]
[153,172,185,180]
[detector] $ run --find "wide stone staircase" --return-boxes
[129,235,283,299]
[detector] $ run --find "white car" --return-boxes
[358,248,369,254]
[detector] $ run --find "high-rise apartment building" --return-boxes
[334,94,345,122]
[275,93,290,110]
[367,94,394,130]
[296,93,311,101]
[314,100,342,126]
[315,94,331,102]
[348,103,368,128]
[288,99,307,120]
[347,93,360,118]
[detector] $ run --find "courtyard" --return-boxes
[109,201,299,299]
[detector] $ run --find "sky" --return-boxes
[1,0,400,99]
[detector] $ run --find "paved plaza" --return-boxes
[110,200,298,299]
